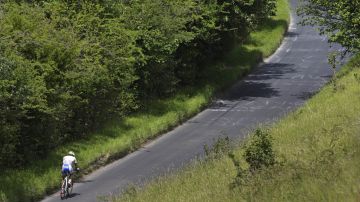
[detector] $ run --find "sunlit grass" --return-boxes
[113,55,360,202]
[0,0,289,201]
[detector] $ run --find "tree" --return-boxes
[298,0,360,54]
[0,0,278,168]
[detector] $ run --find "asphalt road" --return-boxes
[42,0,341,201]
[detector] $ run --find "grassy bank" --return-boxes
[113,55,360,202]
[0,0,289,201]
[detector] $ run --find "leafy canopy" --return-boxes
[298,0,360,54]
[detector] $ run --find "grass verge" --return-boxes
[112,54,360,202]
[0,0,289,201]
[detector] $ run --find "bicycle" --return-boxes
[60,168,79,200]
[60,173,73,200]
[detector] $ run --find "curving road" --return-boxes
[42,0,341,201]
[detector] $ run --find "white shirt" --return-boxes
[63,155,77,168]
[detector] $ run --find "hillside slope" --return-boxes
[114,55,360,201]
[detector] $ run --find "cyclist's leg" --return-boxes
[61,167,69,189]
[68,166,73,187]
[61,170,66,195]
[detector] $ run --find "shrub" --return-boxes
[244,129,275,172]
[204,136,231,160]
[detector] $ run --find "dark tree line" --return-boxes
[0,0,276,168]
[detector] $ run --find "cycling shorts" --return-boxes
[61,164,73,175]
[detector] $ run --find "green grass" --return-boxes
[0,0,289,201]
[112,55,360,202]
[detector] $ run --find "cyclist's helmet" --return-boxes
[68,151,75,157]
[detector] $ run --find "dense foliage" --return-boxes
[298,0,360,54]
[0,0,276,168]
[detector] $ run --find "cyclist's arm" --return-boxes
[74,158,79,170]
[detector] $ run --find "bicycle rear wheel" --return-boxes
[60,176,68,200]
[68,178,73,196]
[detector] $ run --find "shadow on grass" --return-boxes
[200,46,264,96]
[244,19,288,46]
[260,18,288,31]
[224,46,263,68]
[100,121,134,138]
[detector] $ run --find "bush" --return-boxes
[244,129,275,172]
[204,136,231,160]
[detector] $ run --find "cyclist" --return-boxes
[61,151,79,189]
